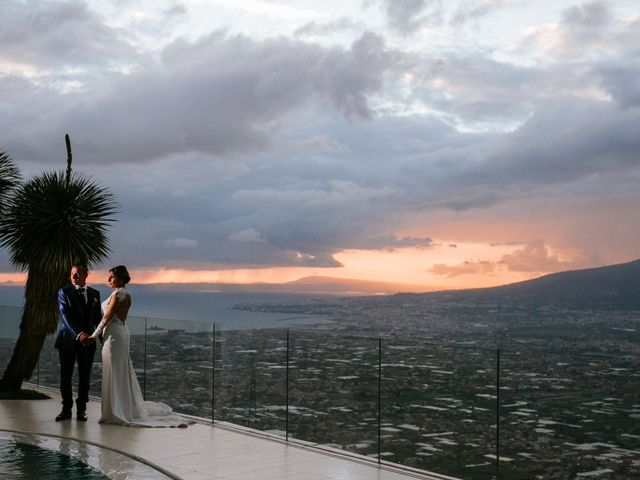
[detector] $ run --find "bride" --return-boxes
[89,265,188,427]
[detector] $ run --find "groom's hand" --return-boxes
[78,332,93,345]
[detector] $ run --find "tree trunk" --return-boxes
[0,269,67,392]
[0,324,47,391]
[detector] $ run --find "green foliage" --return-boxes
[0,145,118,391]
[0,152,21,216]
[0,170,117,272]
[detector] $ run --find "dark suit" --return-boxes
[55,284,101,413]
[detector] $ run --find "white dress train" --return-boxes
[99,288,187,427]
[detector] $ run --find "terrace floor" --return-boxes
[0,385,455,480]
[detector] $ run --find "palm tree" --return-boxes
[0,151,21,215]
[0,138,116,391]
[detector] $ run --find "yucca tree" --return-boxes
[0,142,116,391]
[0,151,21,215]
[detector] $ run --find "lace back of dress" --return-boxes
[114,289,131,323]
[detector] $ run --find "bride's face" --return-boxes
[108,273,123,288]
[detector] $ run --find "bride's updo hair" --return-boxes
[110,265,131,285]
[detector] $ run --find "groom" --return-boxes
[54,263,101,421]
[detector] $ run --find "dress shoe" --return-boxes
[76,411,88,422]
[55,410,72,421]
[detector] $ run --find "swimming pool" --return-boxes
[0,431,175,479]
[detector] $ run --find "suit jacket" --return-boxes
[54,284,102,350]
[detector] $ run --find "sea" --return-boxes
[0,284,333,338]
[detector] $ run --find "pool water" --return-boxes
[0,431,174,480]
[0,439,109,479]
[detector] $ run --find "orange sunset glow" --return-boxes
[0,239,564,292]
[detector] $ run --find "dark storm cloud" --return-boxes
[1,1,639,273]
[1,30,398,164]
[391,94,640,215]
[99,83,640,271]
[596,52,640,108]
[0,0,137,68]
[479,97,640,187]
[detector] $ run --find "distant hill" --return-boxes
[133,276,426,295]
[284,276,426,294]
[405,259,640,310]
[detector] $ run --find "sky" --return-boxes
[0,0,639,291]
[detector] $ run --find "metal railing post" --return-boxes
[212,321,215,424]
[496,348,501,479]
[286,328,290,441]
[143,317,147,400]
[378,337,382,464]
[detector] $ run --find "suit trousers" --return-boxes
[58,342,96,413]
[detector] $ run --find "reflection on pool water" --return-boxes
[0,431,174,480]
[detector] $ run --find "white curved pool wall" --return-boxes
[0,430,175,480]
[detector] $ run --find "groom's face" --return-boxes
[70,266,88,287]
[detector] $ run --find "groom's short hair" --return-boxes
[72,263,89,274]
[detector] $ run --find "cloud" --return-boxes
[165,3,188,17]
[499,240,568,272]
[430,240,569,277]
[561,1,610,29]
[515,1,639,60]
[451,0,521,26]
[429,260,496,277]
[0,0,138,69]
[294,18,364,37]
[380,0,443,34]
[1,30,399,164]
[354,235,433,251]
[228,228,266,243]
[383,0,429,33]
[1,1,639,278]
[479,97,640,187]
[596,51,640,108]
[165,237,198,248]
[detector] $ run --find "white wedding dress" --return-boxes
[99,288,187,427]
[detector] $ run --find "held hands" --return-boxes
[78,331,95,346]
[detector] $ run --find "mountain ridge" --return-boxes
[395,258,640,309]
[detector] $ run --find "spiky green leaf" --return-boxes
[0,170,117,272]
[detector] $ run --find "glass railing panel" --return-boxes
[141,316,213,419]
[35,333,61,390]
[381,339,497,479]
[214,328,288,436]
[0,305,60,391]
[287,330,380,457]
[500,345,640,479]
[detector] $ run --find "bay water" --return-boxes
[0,285,332,337]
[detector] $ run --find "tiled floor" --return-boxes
[0,387,456,480]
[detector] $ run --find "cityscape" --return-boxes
[3,289,638,480]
